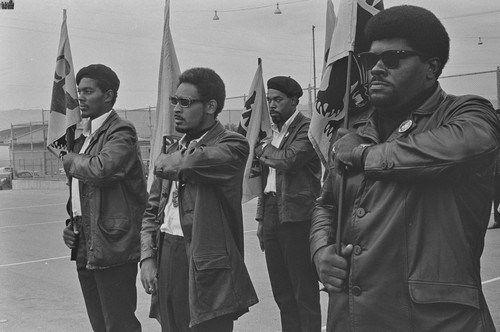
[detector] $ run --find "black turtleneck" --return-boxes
[376,83,438,142]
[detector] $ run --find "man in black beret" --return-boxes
[254,76,322,332]
[62,64,147,332]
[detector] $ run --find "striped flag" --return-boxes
[308,0,384,166]
[147,0,181,190]
[47,9,81,154]
[238,58,272,203]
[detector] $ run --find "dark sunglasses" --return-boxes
[169,96,203,108]
[357,50,426,69]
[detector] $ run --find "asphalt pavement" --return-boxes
[0,188,499,331]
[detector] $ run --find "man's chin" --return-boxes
[369,94,392,109]
[270,116,280,124]
[175,125,187,133]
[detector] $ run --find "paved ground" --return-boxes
[0,188,499,331]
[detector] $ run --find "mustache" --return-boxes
[369,77,388,84]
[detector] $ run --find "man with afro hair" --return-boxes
[311,5,498,331]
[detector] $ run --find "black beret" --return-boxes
[267,76,303,98]
[76,64,120,91]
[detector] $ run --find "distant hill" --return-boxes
[0,108,153,139]
[0,109,46,131]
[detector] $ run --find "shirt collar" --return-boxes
[82,110,113,137]
[178,130,210,150]
[271,110,300,134]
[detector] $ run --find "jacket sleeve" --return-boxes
[310,170,337,260]
[364,99,500,183]
[257,121,317,172]
[140,176,163,262]
[154,133,249,184]
[63,122,140,185]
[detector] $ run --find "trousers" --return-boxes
[262,194,321,332]
[158,232,234,332]
[77,263,141,332]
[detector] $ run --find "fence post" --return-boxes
[10,124,15,179]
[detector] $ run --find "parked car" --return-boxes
[0,167,13,176]
[15,170,40,178]
[0,173,12,190]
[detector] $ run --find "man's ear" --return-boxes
[426,58,441,80]
[104,89,114,104]
[205,99,217,115]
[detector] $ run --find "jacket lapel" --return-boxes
[86,111,119,151]
[279,112,303,149]
[195,121,225,147]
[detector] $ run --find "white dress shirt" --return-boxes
[71,111,111,217]
[159,132,208,236]
[264,110,300,194]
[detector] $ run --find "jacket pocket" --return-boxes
[194,254,231,270]
[92,216,137,267]
[99,216,130,240]
[192,254,232,312]
[409,281,480,309]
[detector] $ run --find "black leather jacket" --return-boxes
[141,121,258,326]
[64,111,147,269]
[311,86,499,331]
[255,112,321,223]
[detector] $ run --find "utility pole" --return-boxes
[497,66,500,109]
[148,106,152,139]
[41,109,47,175]
[312,25,317,101]
[308,83,313,117]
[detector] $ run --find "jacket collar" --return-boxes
[412,83,447,115]
[359,84,448,143]
[286,111,305,132]
[86,110,119,146]
[177,120,225,149]
[278,112,305,148]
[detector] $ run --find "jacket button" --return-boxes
[388,161,395,169]
[352,286,362,296]
[381,161,387,169]
[353,245,362,255]
[355,208,366,218]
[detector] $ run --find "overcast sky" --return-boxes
[1,0,500,112]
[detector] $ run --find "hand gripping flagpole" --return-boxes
[335,51,353,255]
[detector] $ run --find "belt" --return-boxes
[264,191,277,197]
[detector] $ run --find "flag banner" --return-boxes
[47,9,81,156]
[309,0,384,166]
[322,0,336,76]
[238,58,272,203]
[147,0,181,190]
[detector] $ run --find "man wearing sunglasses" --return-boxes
[140,67,258,332]
[311,5,498,331]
